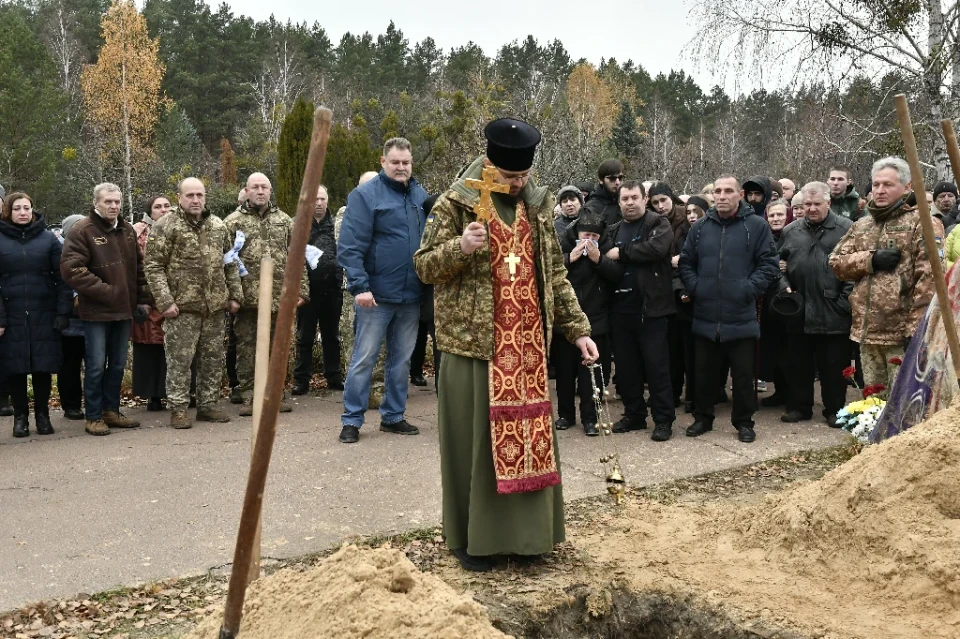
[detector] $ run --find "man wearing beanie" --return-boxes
[932,181,958,230]
[554,184,583,243]
[415,118,596,572]
[583,158,626,226]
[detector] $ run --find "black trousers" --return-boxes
[0,374,8,404]
[555,333,610,424]
[410,320,438,379]
[668,317,696,404]
[611,314,674,424]
[787,333,849,417]
[294,290,343,384]
[10,373,52,416]
[694,335,757,427]
[58,335,85,410]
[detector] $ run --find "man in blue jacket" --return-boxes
[337,137,429,444]
[678,175,780,443]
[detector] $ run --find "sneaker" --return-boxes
[196,407,231,423]
[411,375,427,387]
[339,425,359,443]
[451,548,493,572]
[737,424,756,443]
[756,380,768,392]
[230,387,244,404]
[612,416,647,433]
[760,394,785,408]
[583,423,599,437]
[380,419,420,435]
[685,420,713,437]
[780,410,812,423]
[170,409,193,429]
[103,410,139,429]
[554,417,574,431]
[291,382,310,396]
[85,419,110,436]
[651,423,673,442]
[63,407,85,421]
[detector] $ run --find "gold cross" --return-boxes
[504,252,521,281]
[465,166,511,223]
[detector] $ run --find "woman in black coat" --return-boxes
[0,193,72,437]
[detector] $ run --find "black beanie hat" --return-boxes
[687,195,710,213]
[647,182,677,203]
[577,213,604,234]
[933,182,958,199]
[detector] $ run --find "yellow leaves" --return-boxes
[80,0,165,159]
[566,63,619,141]
[62,147,78,161]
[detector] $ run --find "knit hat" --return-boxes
[647,182,678,203]
[577,212,604,234]
[687,195,710,213]
[557,185,584,205]
[933,182,958,199]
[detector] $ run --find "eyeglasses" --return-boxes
[605,174,625,182]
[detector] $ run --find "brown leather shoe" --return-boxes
[170,409,193,429]
[103,410,140,429]
[85,419,110,436]
[196,407,231,423]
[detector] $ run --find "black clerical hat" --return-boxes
[484,118,541,172]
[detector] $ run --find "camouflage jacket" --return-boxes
[223,203,310,311]
[829,202,944,346]
[413,157,591,361]
[144,209,242,315]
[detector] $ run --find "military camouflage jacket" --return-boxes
[413,157,591,361]
[223,203,310,311]
[144,209,242,315]
[829,202,944,346]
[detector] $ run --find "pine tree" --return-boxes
[611,101,642,157]
[220,138,237,185]
[323,117,381,210]
[275,96,314,213]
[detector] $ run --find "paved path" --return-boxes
[0,382,847,611]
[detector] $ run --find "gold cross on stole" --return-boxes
[504,252,521,281]
[465,166,510,223]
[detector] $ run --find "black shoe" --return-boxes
[451,548,493,572]
[35,413,54,435]
[230,387,244,404]
[291,381,310,396]
[554,417,573,430]
[612,416,647,433]
[780,410,812,423]
[12,414,29,438]
[147,398,164,412]
[0,402,12,417]
[824,412,842,428]
[326,376,344,391]
[380,419,420,435]
[684,401,694,414]
[651,423,673,442]
[685,420,713,437]
[63,407,84,420]
[338,425,360,443]
[737,424,756,443]
[760,393,785,408]
[411,375,427,387]
[583,422,599,436]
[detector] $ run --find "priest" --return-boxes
[414,118,597,572]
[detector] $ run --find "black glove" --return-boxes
[53,315,70,332]
[871,248,901,272]
[132,306,149,324]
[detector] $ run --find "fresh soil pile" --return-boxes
[187,545,508,639]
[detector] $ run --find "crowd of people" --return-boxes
[0,136,947,452]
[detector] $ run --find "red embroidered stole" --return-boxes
[488,201,560,494]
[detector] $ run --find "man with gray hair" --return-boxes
[336,138,429,443]
[779,181,853,426]
[61,183,150,435]
[830,157,944,389]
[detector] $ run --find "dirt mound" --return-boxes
[743,404,960,615]
[187,545,509,639]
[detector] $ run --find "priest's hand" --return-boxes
[460,222,487,255]
[575,336,599,365]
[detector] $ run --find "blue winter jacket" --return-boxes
[338,171,428,304]
[678,201,780,342]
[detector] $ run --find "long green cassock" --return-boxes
[414,156,591,556]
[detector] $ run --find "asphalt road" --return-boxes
[0,381,848,611]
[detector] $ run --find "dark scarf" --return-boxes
[867,199,908,224]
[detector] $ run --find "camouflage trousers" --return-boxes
[860,343,905,390]
[234,308,287,400]
[339,290,385,403]
[164,312,225,410]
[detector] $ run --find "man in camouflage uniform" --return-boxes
[144,178,241,428]
[224,172,309,416]
[830,156,944,390]
[335,171,385,408]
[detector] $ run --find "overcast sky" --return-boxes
[221,0,705,85]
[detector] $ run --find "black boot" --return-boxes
[326,374,344,391]
[291,381,310,396]
[12,414,29,438]
[35,412,54,435]
[0,398,12,417]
